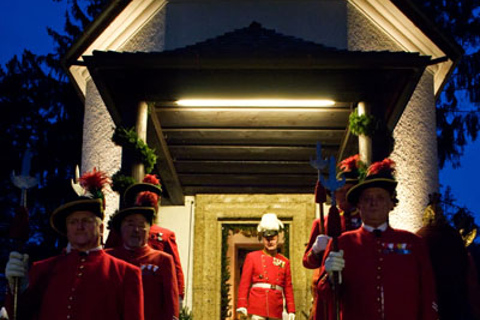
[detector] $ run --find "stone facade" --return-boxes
[81,6,167,220]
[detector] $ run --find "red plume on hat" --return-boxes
[367,158,396,177]
[78,167,111,208]
[142,174,161,187]
[339,154,361,172]
[50,167,110,235]
[337,154,365,182]
[135,191,160,208]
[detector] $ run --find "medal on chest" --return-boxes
[272,257,285,268]
[381,242,412,255]
[141,263,160,275]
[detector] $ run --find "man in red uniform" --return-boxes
[105,174,186,301]
[318,159,438,320]
[237,213,296,320]
[303,155,364,320]
[106,190,179,320]
[5,168,144,320]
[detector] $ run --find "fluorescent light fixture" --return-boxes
[175,99,335,107]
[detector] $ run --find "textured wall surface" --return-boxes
[82,7,167,220]
[82,81,122,221]
[347,4,439,232]
[121,7,167,52]
[347,3,401,52]
[391,72,438,231]
[192,194,315,320]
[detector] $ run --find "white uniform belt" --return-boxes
[251,283,284,291]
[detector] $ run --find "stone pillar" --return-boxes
[357,101,372,165]
[390,72,439,232]
[82,80,122,220]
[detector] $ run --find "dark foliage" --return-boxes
[416,0,480,168]
[0,0,108,306]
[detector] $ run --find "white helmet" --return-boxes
[257,213,284,237]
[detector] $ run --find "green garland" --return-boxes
[220,224,290,320]
[348,108,376,137]
[111,171,137,195]
[112,126,157,173]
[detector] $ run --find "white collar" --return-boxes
[66,242,102,254]
[362,222,388,232]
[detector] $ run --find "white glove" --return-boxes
[236,307,247,316]
[312,234,331,254]
[0,307,9,320]
[5,251,29,294]
[324,250,344,284]
[288,313,295,320]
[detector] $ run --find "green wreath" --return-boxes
[110,171,137,195]
[112,126,157,173]
[349,108,376,136]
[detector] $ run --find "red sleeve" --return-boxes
[123,264,145,320]
[315,239,334,301]
[284,259,296,313]
[314,240,338,320]
[237,253,254,309]
[416,237,439,320]
[162,254,180,319]
[303,219,324,269]
[163,231,186,299]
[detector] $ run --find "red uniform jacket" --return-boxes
[303,211,361,320]
[107,245,179,320]
[105,224,185,299]
[12,250,144,320]
[317,227,438,320]
[237,250,295,319]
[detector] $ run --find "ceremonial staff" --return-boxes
[9,149,38,320]
[320,156,345,320]
[310,142,328,234]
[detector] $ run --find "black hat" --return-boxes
[346,158,397,205]
[109,206,155,233]
[112,183,160,231]
[124,174,162,208]
[50,168,110,235]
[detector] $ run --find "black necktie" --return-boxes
[373,229,382,238]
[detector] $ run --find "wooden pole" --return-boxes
[132,101,148,182]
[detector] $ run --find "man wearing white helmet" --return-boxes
[236,213,296,320]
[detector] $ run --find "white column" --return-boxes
[357,101,372,166]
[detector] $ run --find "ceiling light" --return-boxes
[175,99,335,107]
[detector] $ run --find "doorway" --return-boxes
[222,223,289,320]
